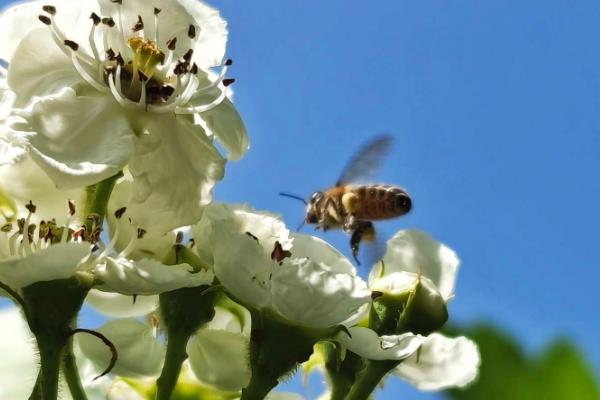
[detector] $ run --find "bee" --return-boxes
[280,134,412,264]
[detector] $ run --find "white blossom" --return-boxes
[194,203,370,328]
[0,0,248,232]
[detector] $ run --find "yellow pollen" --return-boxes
[127,37,165,79]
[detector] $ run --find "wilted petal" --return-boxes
[371,230,459,301]
[0,242,89,288]
[77,318,165,378]
[271,257,370,327]
[395,333,480,391]
[335,327,423,361]
[86,289,158,318]
[9,87,134,189]
[96,257,214,296]
[187,329,250,391]
[127,114,225,232]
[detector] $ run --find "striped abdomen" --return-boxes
[351,184,411,221]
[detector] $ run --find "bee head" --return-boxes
[305,191,324,224]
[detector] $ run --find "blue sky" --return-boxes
[2,0,599,399]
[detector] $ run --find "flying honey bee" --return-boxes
[280,134,412,264]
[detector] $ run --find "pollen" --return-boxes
[128,37,165,79]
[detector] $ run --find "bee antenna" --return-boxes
[279,192,308,205]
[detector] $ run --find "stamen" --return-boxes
[187,59,232,101]
[132,15,144,33]
[90,12,101,26]
[154,8,161,43]
[88,15,102,61]
[70,52,108,92]
[187,24,196,39]
[117,233,139,259]
[22,211,33,256]
[49,15,94,64]
[107,70,137,109]
[175,87,227,114]
[101,17,116,27]
[38,15,52,25]
[96,220,120,261]
[64,39,80,51]
[166,37,177,51]
[138,73,147,106]
[42,5,56,15]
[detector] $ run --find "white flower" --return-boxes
[393,332,480,391]
[0,0,248,232]
[194,203,370,328]
[334,229,479,390]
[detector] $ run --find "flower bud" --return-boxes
[369,272,448,336]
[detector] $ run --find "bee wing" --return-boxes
[336,134,393,186]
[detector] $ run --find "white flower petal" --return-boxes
[7,28,81,106]
[0,155,85,224]
[372,230,459,301]
[86,289,158,318]
[200,97,248,160]
[0,242,89,288]
[335,327,423,361]
[127,114,225,232]
[9,87,134,189]
[77,318,165,378]
[187,329,250,391]
[0,308,37,400]
[271,257,370,327]
[395,333,480,391]
[290,233,356,275]
[0,78,15,120]
[212,226,273,310]
[96,257,214,296]
[107,176,176,260]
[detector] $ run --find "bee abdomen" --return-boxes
[353,185,411,220]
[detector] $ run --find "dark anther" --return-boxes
[102,17,115,27]
[25,201,37,214]
[160,85,175,98]
[154,7,162,15]
[114,207,127,219]
[90,12,101,25]
[68,200,76,216]
[371,291,384,300]
[224,58,233,66]
[173,61,189,75]
[137,228,147,239]
[188,238,196,248]
[42,5,56,15]
[182,49,193,62]
[110,0,123,4]
[106,48,116,60]
[223,78,235,87]
[115,53,125,65]
[166,37,177,51]
[189,63,198,75]
[245,232,259,242]
[176,231,184,244]
[38,15,52,25]
[64,40,80,51]
[132,15,144,32]
[187,24,196,39]
[138,70,148,82]
[271,241,291,263]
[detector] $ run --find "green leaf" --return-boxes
[444,325,600,400]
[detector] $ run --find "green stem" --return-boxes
[37,339,62,400]
[28,371,41,400]
[326,350,363,400]
[344,360,399,400]
[240,370,277,400]
[155,330,189,400]
[84,172,122,232]
[63,339,88,400]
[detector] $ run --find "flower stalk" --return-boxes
[344,360,400,400]
[155,245,218,400]
[84,172,122,233]
[62,339,88,400]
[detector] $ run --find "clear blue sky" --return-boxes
[2,0,599,399]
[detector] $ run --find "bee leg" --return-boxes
[349,221,375,265]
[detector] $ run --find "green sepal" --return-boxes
[241,309,346,400]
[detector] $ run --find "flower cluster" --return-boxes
[0,1,479,399]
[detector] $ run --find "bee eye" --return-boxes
[310,191,323,202]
